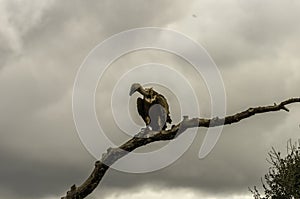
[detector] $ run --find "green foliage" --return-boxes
[250,140,300,199]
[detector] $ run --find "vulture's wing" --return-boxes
[156,94,172,124]
[137,97,150,125]
[156,95,170,113]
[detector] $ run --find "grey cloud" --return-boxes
[0,0,57,68]
[0,0,300,198]
[187,0,300,68]
[0,149,92,198]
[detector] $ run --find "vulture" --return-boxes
[129,83,172,131]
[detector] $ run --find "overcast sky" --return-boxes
[0,0,300,199]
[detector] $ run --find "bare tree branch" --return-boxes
[61,98,300,199]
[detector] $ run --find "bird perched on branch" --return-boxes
[129,83,172,131]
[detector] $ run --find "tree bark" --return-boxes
[61,98,300,199]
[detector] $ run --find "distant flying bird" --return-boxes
[129,83,172,131]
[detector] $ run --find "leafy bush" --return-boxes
[250,140,300,199]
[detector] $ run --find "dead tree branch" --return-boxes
[61,97,300,199]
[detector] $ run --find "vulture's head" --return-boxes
[129,83,142,96]
[129,83,150,97]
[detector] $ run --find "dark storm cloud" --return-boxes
[0,149,92,198]
[0,0,196,198]
[0,0,300,199]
